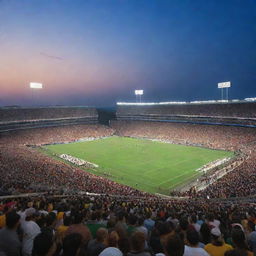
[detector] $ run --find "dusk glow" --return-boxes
[0,0,255,107]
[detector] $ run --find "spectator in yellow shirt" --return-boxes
[204,227,233,256]
[0,206,9,229]
[56,215,71,240]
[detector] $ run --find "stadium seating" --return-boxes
[117,102,256,126]
[0,106,98,132]
[1,105,256,256]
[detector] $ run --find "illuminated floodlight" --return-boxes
[244,97,256,102]
[117,102,157,105]
[217,100,228,103]
[135,90,143,95]
[190,100,217,104]
[30,82,43,89]
[218,81,231,89]
[159,101,187,105]
[218,81,231,101]
[134,90,143,103]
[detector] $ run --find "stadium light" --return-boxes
[117,102,158,105]
[135,90,143,95]
[159,101,187,105]
[135,90,143,103]
[30,82,43,89]
[218,81,231,101]
[217,81,231,89]
[190,100,217,104]
[244,97,256,102]
[30,82,43,105]
[116,98,250,106]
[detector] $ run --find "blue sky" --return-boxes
[0,0,255,106]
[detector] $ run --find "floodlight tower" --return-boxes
[217,81,231,101]
[135,90,143,103]
[30,82,43,105]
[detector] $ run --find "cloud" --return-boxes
[40,52,64,61]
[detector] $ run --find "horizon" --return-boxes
[1,0,256,107]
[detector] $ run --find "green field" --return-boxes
[43,136,233,195]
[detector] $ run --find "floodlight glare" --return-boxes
[135,90,143,95]
[30,82,43,89]
[218,81,231,89]
[218,81,231,101]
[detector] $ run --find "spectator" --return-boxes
[204,227,232,256]
[62,233,84,256]
[247,221,256,254]
[184,229,209,256]
[0,211,21,256]
[127,231,151,256]
[163,233,184,256]
[87,228,108,256]
[144,212,155,233]
[136,217,148,239]
[66,212,92,245]
[200,223,211,245]
[99,231,123,256]
[56,215,71,240]
[226,229,253,256]
[21,208,41,256]
[190,215,201,233]
[0,206,9,229]
[32,233,56,256]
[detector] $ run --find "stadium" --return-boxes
[1,100,256,198]
[1,100,256,254]
[1,1,256,256]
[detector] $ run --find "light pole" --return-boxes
[134,90,143,103]
[217,81,231,101]
[30,82,43,105]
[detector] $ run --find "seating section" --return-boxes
[0,107,98,132]
[0,125,146,197]
[117,102,256,126]
[1,109,256,256]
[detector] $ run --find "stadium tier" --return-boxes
[1,109,256,256]
[0,106,98,132]
[1,119,255,199]
[116,101,256,126]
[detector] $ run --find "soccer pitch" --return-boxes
[43,136,233,195]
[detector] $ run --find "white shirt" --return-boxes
[208,219,220,228]
[192,223,201,232]
[99,247,123,256]
[22,220,41,255]
[17,211,26,222]
[184,245,209,256]
[38,210,48,216]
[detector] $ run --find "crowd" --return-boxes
[0,116,256,255]
[0,107,97,123]
[1,121,256,199]
[197,153,256,198]
[0,125,147,197]
[0,120,256,199]
[111,121,256,151]
[117,102,256,118]
[0,120,256,198]
[1,194,256,256]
